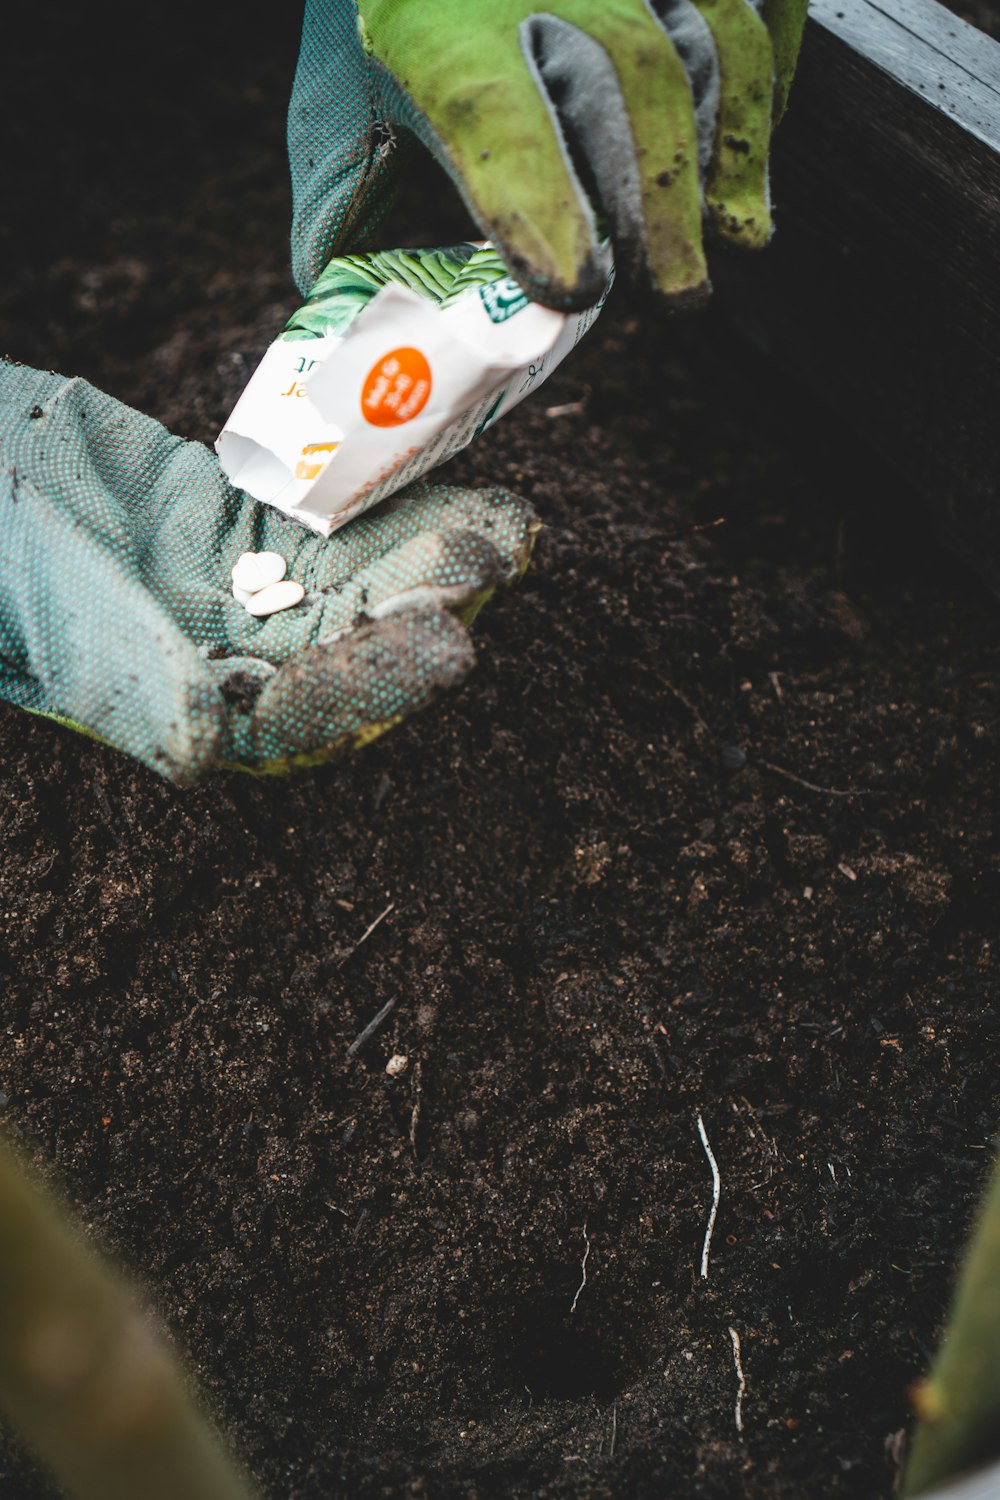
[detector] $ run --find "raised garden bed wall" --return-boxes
[715,0,1000,592]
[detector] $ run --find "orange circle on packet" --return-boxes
[360,346,432,428]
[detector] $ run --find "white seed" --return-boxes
[385,1054,409,1077]
[232,583,254,607]
[232,550,286,594]
[244,579,306,617]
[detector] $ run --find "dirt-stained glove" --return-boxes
[0,361,536,784]
[288,0,808,309]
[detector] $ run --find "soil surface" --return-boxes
[2,6,1000,1499]
[944,0,1000,36]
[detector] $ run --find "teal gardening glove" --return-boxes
[289,0,808,308]
[0,363,536,783]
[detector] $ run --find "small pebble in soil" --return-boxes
[720,745,747,773]
[244,579,306,617]
[232,550,287,594]
[385,1054,409,1077]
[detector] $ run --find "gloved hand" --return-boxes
[0,361,537,784]
[288,0,808,310]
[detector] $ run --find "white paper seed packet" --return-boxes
[216,243,612,537]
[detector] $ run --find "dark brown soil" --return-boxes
[2,7,999,1499]
[943,0,1000,37]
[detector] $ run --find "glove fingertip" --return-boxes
[502,234,611,314]
[247,607,475,771]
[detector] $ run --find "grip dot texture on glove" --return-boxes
[0,361,537,782]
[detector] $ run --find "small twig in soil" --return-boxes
[346,997,397,1058]
[570,1219,591,1314]
[659,515,727,544]
[338,901,395,965]
[729,1326,746,1435]
[732,1099,779,1187]
[666,684,710,738]
[731,1096,777,1159]
[759,759,877,799]
[609,1401,618,1458]
[409,1060,423,1154]
[696,1113,721,1281]
[545,383,590,419]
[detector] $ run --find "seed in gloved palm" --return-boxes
[231,551,287,593]
[244,580,307,618]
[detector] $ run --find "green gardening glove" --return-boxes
[289,0,808,309]
[0,362,537,784]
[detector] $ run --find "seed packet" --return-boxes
[216,243,611,537]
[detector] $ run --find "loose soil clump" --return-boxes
[1,7,999,1497]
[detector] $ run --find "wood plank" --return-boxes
[713,0,1000,588]
[821,0,1000,110]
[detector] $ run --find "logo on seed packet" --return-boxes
[479,277,530,324]
[361,347,432,427]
